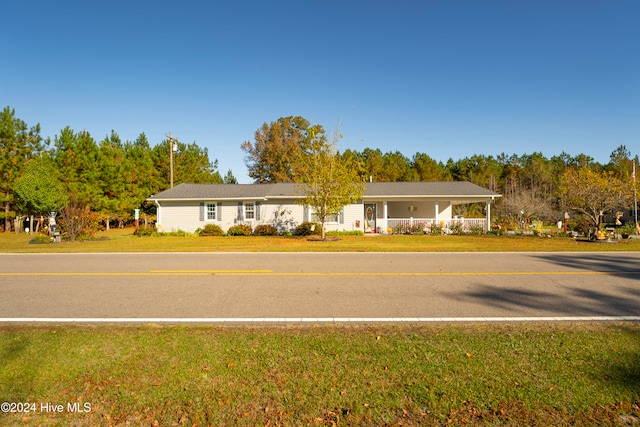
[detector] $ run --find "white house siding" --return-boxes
[158,199,456,234]
[259,203,305,233]
[159,200,310,233]
[345,203,364,231]
[322,202,363,232]
[440,204,453,220]
[158,201,201,233]
[218,203,239,231]
[216,202,290,231]
[226,201,306,233]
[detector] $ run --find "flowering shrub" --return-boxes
[227,224,252,236]
[254,224,278,236]
[59,202,104,241]
[295,222,321,236]
[198,223,224,236]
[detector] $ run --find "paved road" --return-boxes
[0,252,639,322]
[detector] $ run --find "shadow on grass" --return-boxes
[0,332,30,362]
[444,283,640,397]
[0,332,36,402]
[606,324,640,396]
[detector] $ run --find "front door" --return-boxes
[364,204,376,232]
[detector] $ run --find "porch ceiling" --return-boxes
[363,196,498,204]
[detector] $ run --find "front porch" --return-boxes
[385,217,488,234]
[363,199,494,234]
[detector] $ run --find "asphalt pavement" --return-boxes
[1,252,639,322]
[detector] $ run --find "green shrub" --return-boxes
[163,229,192,237]
[469,225,485,235]
[227,224,252,236]
[295,222,321,236]
[135,228,193,237]
[617,222,636,235]
[411,224,426,234]
[449,223,464,235]
[555,231,572,238]
[29,233,52,244]
[134,226,157,237]
[198,223,224,236]
[429,224,443,235]
[254,224,278,236]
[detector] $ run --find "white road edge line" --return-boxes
[1,317,639,323]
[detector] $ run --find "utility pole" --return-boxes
[634,160,638,233]
[166,132,178,187]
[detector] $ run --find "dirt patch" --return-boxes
[306,236,341,242]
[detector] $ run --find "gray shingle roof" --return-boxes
[148,182,500,201]
[149,183,304,200]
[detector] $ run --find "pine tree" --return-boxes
[0,107,45,231]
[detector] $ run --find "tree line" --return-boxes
[243,116,639,232]
[2,108,638,237]
[1,106,234,235]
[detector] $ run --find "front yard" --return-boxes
[2,227,640,253]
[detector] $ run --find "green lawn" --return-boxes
[1,324,638,426]
[2,227,640,252]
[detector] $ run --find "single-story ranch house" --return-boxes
[148,182,501,234]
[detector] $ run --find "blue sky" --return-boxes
[3,1,639,183]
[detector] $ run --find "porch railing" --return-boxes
[384,218,487,233]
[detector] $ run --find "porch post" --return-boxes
[383,201,388,234]
[154,201,162,231]
[486,201,491,232]
[434,201,439,224]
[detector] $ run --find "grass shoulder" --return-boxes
[2,228,640,253]
[1,323,638,426]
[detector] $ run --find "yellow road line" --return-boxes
[149,269,273,273]
[0,272,210,276]
[204,271,640,276]
[0,270,639,277]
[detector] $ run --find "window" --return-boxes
[311,210,342,224]
[206,203,216,221]
[245,202,255,220]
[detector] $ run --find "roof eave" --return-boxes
[362,194,501,199]
[148,195,307,202]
